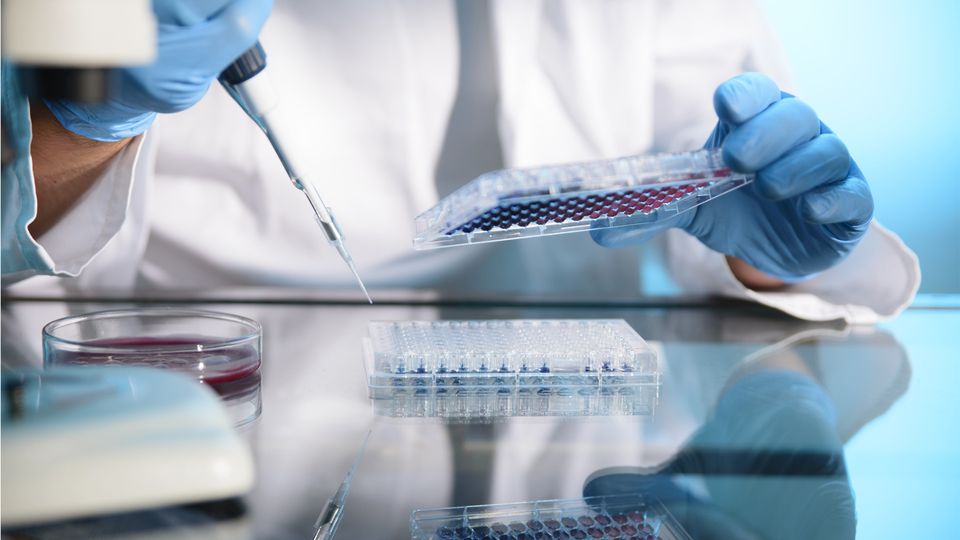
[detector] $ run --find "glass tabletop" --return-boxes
[1,295,957,539]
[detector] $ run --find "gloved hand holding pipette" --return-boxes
[10,0,272,242]
[591,73,874,286]
[30,0,369,300]
[44,0,271,141]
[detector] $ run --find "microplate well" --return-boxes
[414,148,752,250]
[364,320,660,419]
[411,494,691,540]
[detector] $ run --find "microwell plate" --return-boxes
[411,494,691,540]
[414,148,753,250]
[364,320,660,419]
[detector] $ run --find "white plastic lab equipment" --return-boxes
[1,366,254,527]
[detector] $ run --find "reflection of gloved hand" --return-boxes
[592,73,873,282]
[583,371,855,540]
[44,0,272,142]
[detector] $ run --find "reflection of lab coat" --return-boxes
[2,0,919,323]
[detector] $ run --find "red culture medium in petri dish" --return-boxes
[47,335,260,391]
[43,309,262,394]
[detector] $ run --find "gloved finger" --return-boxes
[800,176,873,226]
[713,72,782,125]
[590,224,663,249]
[755,134,851,201]
[186,0,272,70]
[722,98,820,172]
[153,0,236,26]
[589,211,692,248]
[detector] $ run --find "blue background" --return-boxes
[757,6,960,537]
[757,0,960,293]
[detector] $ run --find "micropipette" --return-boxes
[219,43,372,303]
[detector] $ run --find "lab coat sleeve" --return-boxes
[664,224,920,324]
[1,63,147,287]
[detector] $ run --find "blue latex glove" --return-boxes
[44,0,272,142]
[592,73,873,282]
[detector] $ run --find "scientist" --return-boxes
[2,0,919,323]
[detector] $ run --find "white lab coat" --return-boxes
[3,0,920,323]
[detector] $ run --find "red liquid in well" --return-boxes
[47,335,261,390]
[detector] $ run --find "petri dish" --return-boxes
[217,370,263,429]
[43,308,262,395]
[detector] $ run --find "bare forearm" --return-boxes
[726,255,787,290]
[28,101,132,237]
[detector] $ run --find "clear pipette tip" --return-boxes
[334,240,373,304]
[299,184,373,304]
[312,427,373,540]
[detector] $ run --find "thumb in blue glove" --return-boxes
[44,0,272,142]
[592,73,873,283]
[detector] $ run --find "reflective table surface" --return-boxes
[2,292,957,539]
